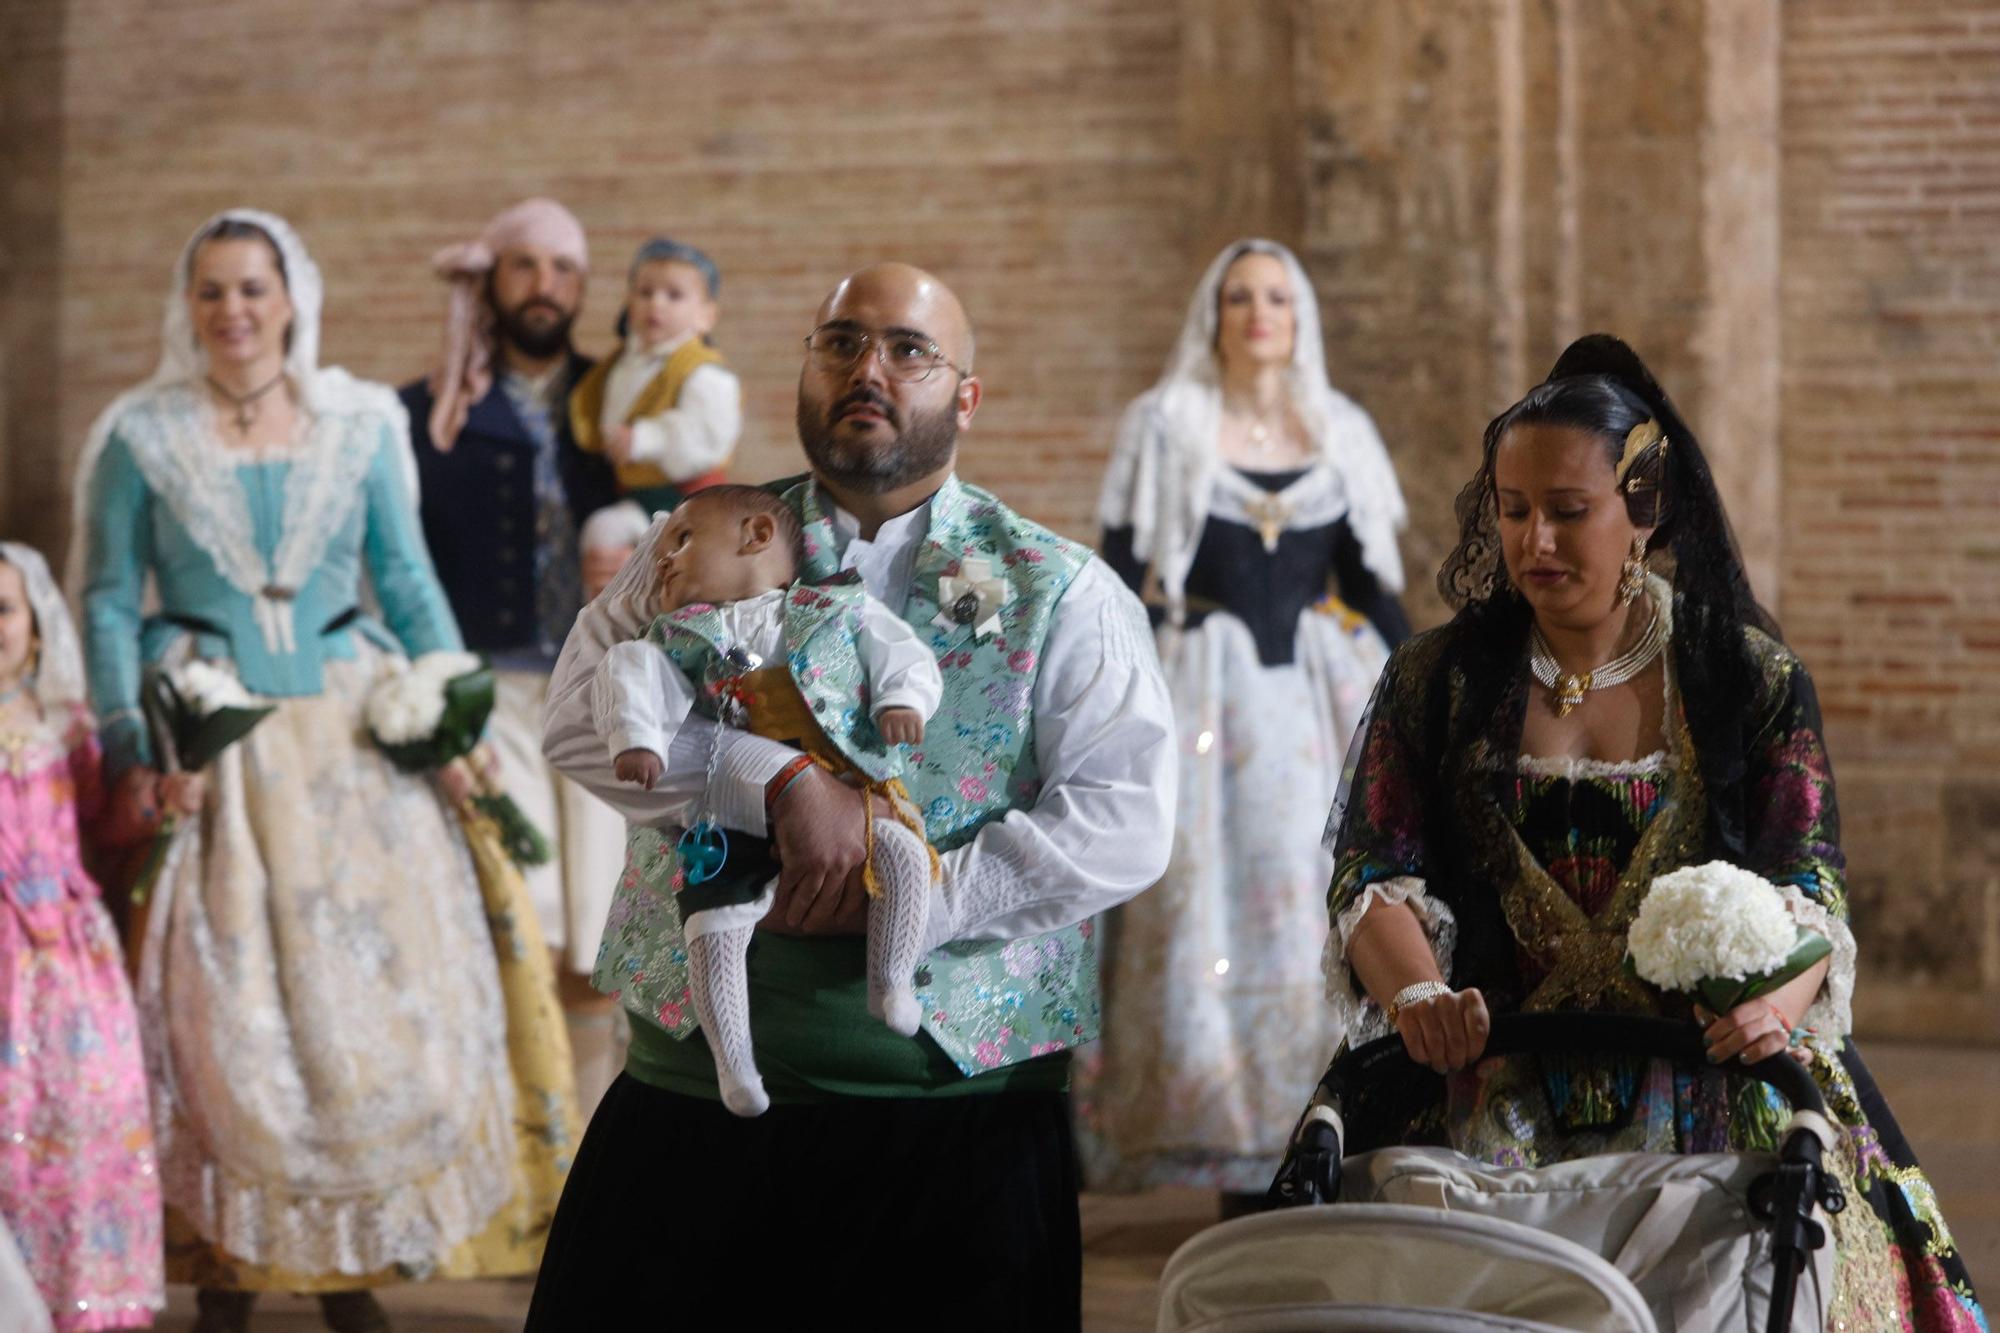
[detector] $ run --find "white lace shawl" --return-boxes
[65,208,421,653]
[1095,238,1407,619]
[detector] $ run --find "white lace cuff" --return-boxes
[1322,876,1458,1051]
[1774,882,1857,1042]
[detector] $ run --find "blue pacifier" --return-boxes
[676,820,730,884]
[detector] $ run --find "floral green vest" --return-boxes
[645,580,906,784]
[593,475,1099,1076]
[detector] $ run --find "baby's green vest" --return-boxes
[646,579,906,784]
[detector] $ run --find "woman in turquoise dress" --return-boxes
[1322,334,1984,1331]
[71,211,537,1333]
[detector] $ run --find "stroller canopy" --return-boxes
[1156,1203,1660,1333]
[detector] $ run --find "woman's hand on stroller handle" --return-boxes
[1396,986,1491,1073]
[1348,899,1493,1071]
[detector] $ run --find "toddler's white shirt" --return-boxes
[599,330,743,482]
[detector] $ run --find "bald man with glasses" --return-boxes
[532,264,1176,1329]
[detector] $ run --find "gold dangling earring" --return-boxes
[1619,535,1648,605]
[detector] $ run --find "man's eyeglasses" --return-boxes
[803,325,968,384]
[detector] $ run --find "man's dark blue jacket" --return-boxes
[400,353,617,655]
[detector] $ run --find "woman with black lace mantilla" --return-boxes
[1321,335,1982,1330]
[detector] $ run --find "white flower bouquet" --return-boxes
[363,651,550,868]
[141,659,275,773]
[1625,860,1832,1014]
[131,660,278,910]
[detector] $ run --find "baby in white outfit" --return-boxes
[592,485,943,1115]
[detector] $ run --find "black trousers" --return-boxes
[525,1075,1083,1331]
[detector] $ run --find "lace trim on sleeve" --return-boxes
[1775,881,1857,1042]
[1322,875,1458,1051]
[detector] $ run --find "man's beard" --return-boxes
[797,388,958,493]
[492,296,576,361]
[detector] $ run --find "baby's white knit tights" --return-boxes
[866,819,936,1037]
[685,923,768,1116]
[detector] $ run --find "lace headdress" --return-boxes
[0,541,87,712]
[1095,238,1407,616]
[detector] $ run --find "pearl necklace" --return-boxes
[1528,600,1668,717]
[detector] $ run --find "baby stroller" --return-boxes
[1156,1013,1845,1332]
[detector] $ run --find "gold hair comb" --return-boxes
[1616,419,1666,490]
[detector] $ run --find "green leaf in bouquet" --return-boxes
[140,669,187,764]
[436,666,496,761]
[1691,928,1834,1017]
[179,703,277,772]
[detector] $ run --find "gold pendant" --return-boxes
[1244,494,1291,553]
[1553,672,1591,717]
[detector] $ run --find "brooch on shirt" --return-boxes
[933,558,1009,640]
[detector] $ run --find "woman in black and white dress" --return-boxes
[1084,239,1411,1205]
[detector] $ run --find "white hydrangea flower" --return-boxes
[1627,860,1798,991]
[365,669,447,744]
[410,650,482,685]
[173,660,258,716]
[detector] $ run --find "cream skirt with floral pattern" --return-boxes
[135,653,518,1282]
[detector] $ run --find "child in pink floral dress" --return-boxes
[0,542,188,1330]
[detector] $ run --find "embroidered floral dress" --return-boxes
[0,705,163,1330]
[1322,614,1986,1332]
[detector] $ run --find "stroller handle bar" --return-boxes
[1271,1012,1834,1209]
[1332,1011,1825,1118]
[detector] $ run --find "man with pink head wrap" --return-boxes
[422,197,590,452]
[400,199,626,1117]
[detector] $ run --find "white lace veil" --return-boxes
[1095,238,1408,614]
[0,541,88,712]
[63,209,420,595]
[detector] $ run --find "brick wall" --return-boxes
[24,0,1192,561]
[1781,1,2000,1038]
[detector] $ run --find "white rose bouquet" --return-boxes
[1625,860,1832,1015]
[363,651,551,869]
